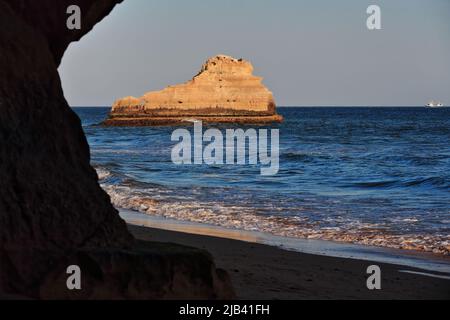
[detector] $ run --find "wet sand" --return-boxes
[129,225,450,300]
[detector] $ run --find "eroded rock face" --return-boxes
[0,0,233,299]
[105,55,283,125]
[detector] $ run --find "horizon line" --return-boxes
[70,105,438,108]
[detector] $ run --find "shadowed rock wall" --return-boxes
[0,0,233,299]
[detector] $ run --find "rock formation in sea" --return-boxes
[104,55,283,126]
[0,0,233,299]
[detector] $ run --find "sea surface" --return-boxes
[74,107,450,255]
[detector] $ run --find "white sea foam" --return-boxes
[96,167,111,180]
[100,182,450,256]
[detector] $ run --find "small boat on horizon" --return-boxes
[426,100,444,108]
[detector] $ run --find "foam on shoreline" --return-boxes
[120,209,450,274]
[101,182,450,256]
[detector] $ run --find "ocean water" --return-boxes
[74,107,450,255]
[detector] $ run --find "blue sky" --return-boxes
[59,0,450,106]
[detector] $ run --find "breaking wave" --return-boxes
[97,167,450,256]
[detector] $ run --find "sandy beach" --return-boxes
[129,224,450,300]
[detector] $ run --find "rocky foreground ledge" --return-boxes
[104,55,283,126]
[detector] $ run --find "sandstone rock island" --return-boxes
[104,55,283,126]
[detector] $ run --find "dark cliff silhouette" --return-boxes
[0,0,233,299]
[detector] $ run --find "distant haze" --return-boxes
[59,0,450,107]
